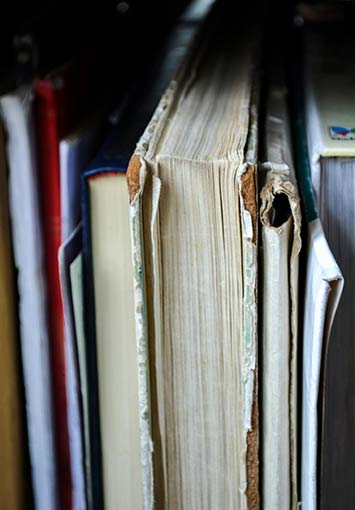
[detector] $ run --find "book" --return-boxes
[58,225,86,510]
[35,54,96,509]
[259,77,301,510]
[86,169,143,509]
[0,87,57,510]
[0,119,26,509]
[70,249,93,510]
[81,17,202,509]
[58,107,109,510]
[127,7,259,508]
[289,40,343,510]
[304,28,355,510]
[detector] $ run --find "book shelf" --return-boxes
[0,1,354,510]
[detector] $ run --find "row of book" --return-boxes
[0,1,353,509]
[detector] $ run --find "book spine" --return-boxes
[81,173,103,510]
[239,163,259,510]
[127,155,154,510]
[35,79,72,510]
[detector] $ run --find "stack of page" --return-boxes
[127,9,260,509]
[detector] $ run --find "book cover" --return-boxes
[59,225,86,510]
[70,250,93,510]
[81,175,103,510]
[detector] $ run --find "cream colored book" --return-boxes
[59,225,86,510]
[128,10,260,509]
[88,170,143,509]
[304,28,355,510]
[259,81,301,510]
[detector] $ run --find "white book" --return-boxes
[303,28,355,509]
[260,83,301,510]
[0,87,58,510]
[128,11,260,508]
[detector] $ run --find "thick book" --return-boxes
[128,7,260,508]
[0,119,26,509]
[304,28,355,510]
[259,76,301,510]
[0,87,57,510]
[81,17,202,510]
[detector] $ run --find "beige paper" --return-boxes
[128,12,259,509]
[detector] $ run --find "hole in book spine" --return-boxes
[268,192,291,228]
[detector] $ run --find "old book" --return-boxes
[0,87,57,510]
[0,119,26,509]
[128,8,259,509]
[259,79,301,510]
[304,28,355,510]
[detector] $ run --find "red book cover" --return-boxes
[35,55,93,510]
